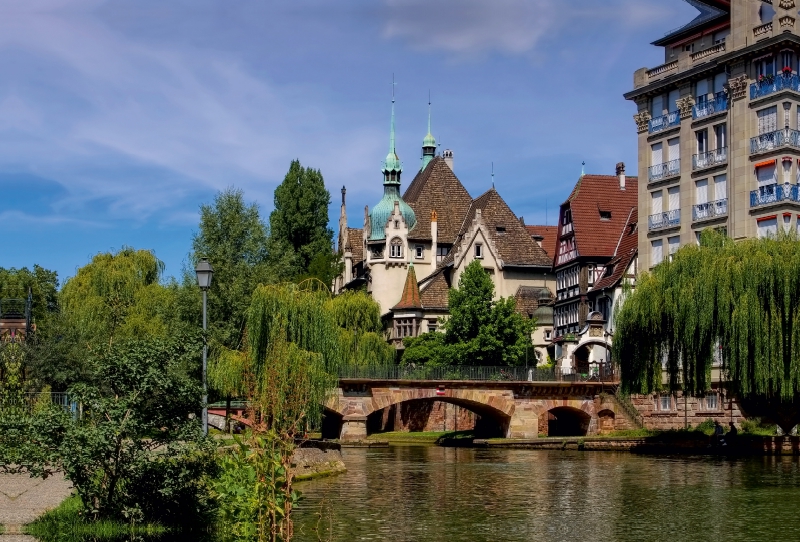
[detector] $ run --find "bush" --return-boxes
[741,417,776,436]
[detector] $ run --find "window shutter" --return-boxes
[668,138,680,161]
[758,106,777,134]
[757,164,777,186]
[651,191,663,214]
[651,142,663,165]
[758,218,778,238]
[668,186,680,211]
[668,89,680,112]
[696,179,709,204]
[713,174,727,200]
[714,73,727,93]
[668,236,680,256]
[696,79,709,102]
[651,240,663,265]
[651,95,663,117]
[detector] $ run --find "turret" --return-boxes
[421,96,436,171]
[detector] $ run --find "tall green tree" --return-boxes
[0,266,59,332]
[614,231,800,432]
[269,160,336,284]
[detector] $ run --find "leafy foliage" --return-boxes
[404,261,534,366]
[29,337,216,525]
[270,160,337,284]
[614,231,800,431]
[0,265,59,330]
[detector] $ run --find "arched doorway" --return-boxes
[574,345,590,375]
[321,408,344,440]
[548,406,591,436]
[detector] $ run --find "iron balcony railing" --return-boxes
[648,111,680,134]
[0,392,76,414]
[692,198,728,221]
[750,183,800,208]
[750,129,800,155]
[336,364,618,383]
[750,73,800,100]
[692,93,728,119]
[648,209,681,231]
[648,158,681,182]
[692,147,728,170]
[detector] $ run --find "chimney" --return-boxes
[616,162,626,191]
[443,149,454,171]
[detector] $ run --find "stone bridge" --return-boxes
[323,379,632,441]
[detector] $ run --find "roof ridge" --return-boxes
[613,207,636,257]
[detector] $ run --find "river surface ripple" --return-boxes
[292,445,800,542]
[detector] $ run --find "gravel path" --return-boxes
[0,472,72,527]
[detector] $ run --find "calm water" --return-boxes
[292,445,800,542]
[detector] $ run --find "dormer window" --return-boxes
[599,210,611,220]
[394,220,400,229]
[390,238,403,258]
[496,225,506,233]
[415,245,424,259]
[475,243,483,259]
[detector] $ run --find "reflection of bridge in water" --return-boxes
[210,365,636,441]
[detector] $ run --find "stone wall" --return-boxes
[631,391,744,430]
[291,443,347,481]
[384,401,476,432]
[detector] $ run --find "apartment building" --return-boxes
[625,0,800,269]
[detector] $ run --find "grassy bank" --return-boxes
[26,495,169,541]
[367,430,475,444]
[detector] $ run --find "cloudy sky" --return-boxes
[1,0,698,283]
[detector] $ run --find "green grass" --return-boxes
[367,430,475,443]
[601,428,659,438]
[26,494,168,541]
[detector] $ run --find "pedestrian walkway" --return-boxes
[0,472,72,531]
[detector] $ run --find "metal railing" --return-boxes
[336,364,617,383]
[692,93,728,119]
[648,158,681,182]
[750,73,800,100]
[750,183,800,208]
[692,198,728,221]
[648,209,681,231]
[0,392,75,414]
[750,129,800,154]
[648,111,680,134]
[692,147,727,170]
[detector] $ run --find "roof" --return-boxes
[652,0,729,47]
[393,264,423,310]
[560,174,638,262]
[593,208,639,291]
[526,225,558,261]
[403,156,473,243]
[368,186,417,241]
[419,269,450,310]
[346,228,364,265]
[514,286,554,319]
[458,189,552,267]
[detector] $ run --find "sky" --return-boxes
[0,0,699,284]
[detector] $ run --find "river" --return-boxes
[292,445,800,542]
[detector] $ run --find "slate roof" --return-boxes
[419,269,450,310]
[393,264,423,310]
[346,228,364,265]
[526,225,558,261]
[458,189,552,267]
[403,156,474,243]
[561,174,638,262]
[593,208,638,291]
[514,286,554,318]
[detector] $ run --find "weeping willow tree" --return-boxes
[614,231,800,432]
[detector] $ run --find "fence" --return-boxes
[336,364,617,383]
[0,392,78,416]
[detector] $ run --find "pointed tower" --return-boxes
[394,262,423,310]
[368,85,417,241]
[421,95,436,171]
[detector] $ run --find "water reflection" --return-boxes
[293,446,800,542]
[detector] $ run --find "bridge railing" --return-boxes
[336,364,617,382]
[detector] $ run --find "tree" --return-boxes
[270,160,336,284]
[614,231,800,432]
[404,261,534,366]
[25,336,216,525]
[0,265,59,332]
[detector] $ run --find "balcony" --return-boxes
[750,183,800,208]
[692,93,728,119]
[648,159,681,183]
[648,209,681,231]
[690,42,726,63]
[646,60,678,81]
[648,111,680,134]
[750,129,800,155]
[692,147,727,170]
[692,199,728,221]
[750,73,800,100]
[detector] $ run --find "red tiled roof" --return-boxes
[526,225,558,261]
[561,174,638,261]
[419,269,450,310]
[394,264,423,310]
[403,157,474,243]
[593,208,638,291]
[346,228,364,265]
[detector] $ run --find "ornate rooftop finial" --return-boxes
[491,162,495,189]
[581,161,585,178]
[383,75,402,184]
[421,90,436,171]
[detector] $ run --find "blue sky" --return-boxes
[1,0,698,284]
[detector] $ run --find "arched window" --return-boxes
[390,238,403,258]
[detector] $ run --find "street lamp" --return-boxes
[195,258,214,435]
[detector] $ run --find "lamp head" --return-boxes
[195,258,214,290]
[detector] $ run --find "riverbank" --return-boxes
[292,441,347,482]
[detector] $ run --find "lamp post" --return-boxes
[195,258,214,436]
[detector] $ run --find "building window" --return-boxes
[756,55,775,78]
[475,243,483,259]
[757,217,778,239]
[415,245,424,259]
[651,239,663,265]
[656,394,672,411]
[371,247,383,259]
[428,319,438,333]
[390,238,403,258]
[395,318,415,339]
[668,236,680,261]
[436,245,450,263]
[757,106,778,135]
[696,129,708,154]
[545,330,552,341]
[705,393,719,411]
[714,124,726,150]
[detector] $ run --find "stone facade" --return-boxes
[626,0,800,270]
[631,390,744,431]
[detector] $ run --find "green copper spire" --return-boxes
[383,77,402,185]
[421,91,436,171]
